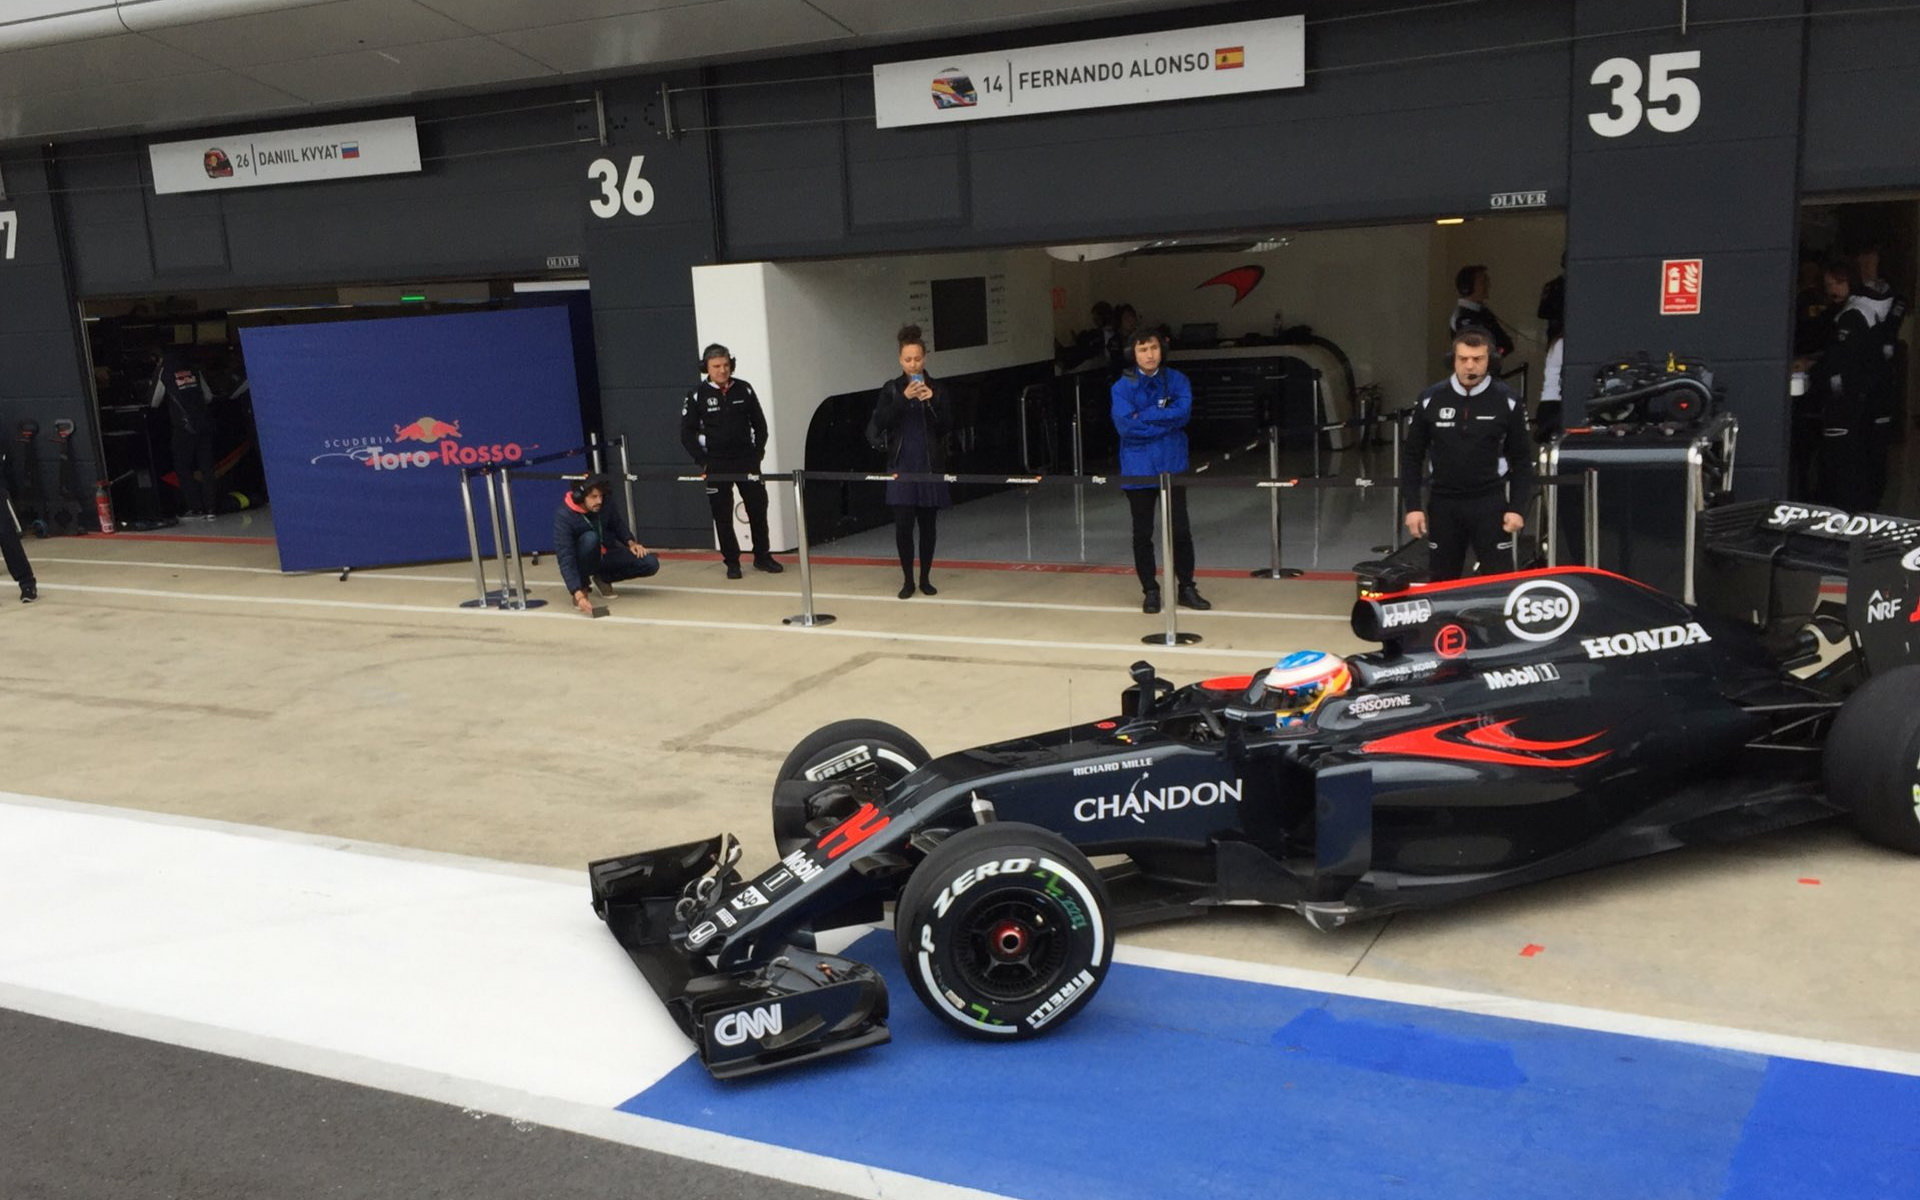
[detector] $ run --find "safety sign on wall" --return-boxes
[872,15,1303,129]
[1661,259,1703,315]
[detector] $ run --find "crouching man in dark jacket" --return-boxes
[553,475,658,615]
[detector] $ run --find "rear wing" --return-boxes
[1697,500,1920,679]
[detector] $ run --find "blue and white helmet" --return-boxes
[1263,650,1352,711]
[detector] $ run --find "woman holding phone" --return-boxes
[866,324,951,599]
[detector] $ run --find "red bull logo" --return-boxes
[393,417,462,443]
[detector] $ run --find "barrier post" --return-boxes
[495,466,546,611]
[1071,377,1087,557]
[782,469,836,627]
[1584,468,1601,568]
[618,436,635,534]
[457,470,493,609]
[484,469,513,607]
[1143,472,1201,646]
[588,431,604,475]
[1250,423,1303,580]
[1387,416,1404,548]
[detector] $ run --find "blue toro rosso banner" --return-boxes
[240,307,586,572]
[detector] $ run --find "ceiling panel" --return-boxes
[0,31,213,96]
[494,0,851,74]
[137,0,475,67]
[807,0,1234,38]
[409,0,712,37]
[241,35,554,104]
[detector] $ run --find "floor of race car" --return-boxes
[5,533,1918,1199]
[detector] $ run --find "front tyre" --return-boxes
[895,823,1113,1041]
[772,719,929,858]
[1824,664,1920,854]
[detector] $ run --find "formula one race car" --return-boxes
[590,499,1920,1078]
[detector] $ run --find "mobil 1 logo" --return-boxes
[1503,579,1580,642]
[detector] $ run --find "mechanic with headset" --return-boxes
[1813,257,1900,513]
[1448,265,1515,360]
[1112,327,1211,614]
[553,474,658,616]
[681,343,781,580]
[1401,327,1535,582]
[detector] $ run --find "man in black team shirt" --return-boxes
[1448,265,1516,360]
[1401,328,1535,582]
[151,348,218,520]
[681,344,781,580]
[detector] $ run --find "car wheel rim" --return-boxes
[954,891,1071,1003]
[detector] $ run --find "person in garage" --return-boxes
[1401,327,1535,581]
[867,323,952,599]
[150,347,217,520]
[1814,257,1898,513]
[1449,265,1515,360]
[1112,327,1210,614]
[0,471,36,604]
[680,343,781,580]
[553,475,658,616]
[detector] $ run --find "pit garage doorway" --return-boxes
[696,209,1566,575]
[78,279,597,537]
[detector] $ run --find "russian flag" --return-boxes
[341,142,360,159]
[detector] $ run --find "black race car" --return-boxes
[590,500,1920,1078]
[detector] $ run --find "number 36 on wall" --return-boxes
[1588,51,1702,138]
[587,155,655,218]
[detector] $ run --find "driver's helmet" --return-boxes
[1262,651,1351,723]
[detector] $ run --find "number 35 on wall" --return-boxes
[587,155,654,218]
[1588,51,1702,138]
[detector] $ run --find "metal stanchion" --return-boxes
[1071,378,1087,559]
[1583,468,1601,568]
[588,431,604,475]
[782,468,836,627]
[618,436,635,536]
[1143,472,1201,646]
[483,469,514,607]
[457,471,493,609]
[1250,424,1303,580]
[496,466,546,611]
[1385,416,1404,550]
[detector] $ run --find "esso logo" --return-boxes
[1504,579,1581,642]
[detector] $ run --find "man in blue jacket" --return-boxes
[1112,330,1210,614]
[553,475,658,616]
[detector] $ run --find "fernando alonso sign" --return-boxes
[148,116,421,195]
[872,16,1304,129]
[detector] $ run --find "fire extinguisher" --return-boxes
[94,481,115,535]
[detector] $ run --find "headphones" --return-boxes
[700,343,736,375]
[571,473,610,504]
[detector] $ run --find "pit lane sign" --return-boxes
[148,116,421,195]
[872,15,1304,129]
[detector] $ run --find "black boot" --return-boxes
[898,580,916,599]
[1178,583,1212,611]
[1142,587,1162,614]
[918,575,938,596]
[20,581,37,604]
[753,554,784,574]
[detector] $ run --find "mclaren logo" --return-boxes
[712,1004,784,1047]
[1581,622,1712,659]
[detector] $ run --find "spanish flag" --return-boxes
[1215,46,1244,70]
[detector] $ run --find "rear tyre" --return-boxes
[1824,665,1920,853]
[895,822,1113,1040]
[772,719,929,858]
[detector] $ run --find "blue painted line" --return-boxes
[621,933,1920,1200]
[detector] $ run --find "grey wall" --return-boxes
[1562,0,1808,499]
[709,0,1574,260]
[56,89,593,297]
[1802,0,1920,194]
[0,151,97,500]
[580,75,722,547]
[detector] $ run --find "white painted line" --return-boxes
[0,792,1012,1200]
[38,582,1301,659]
[35,556,1346,622]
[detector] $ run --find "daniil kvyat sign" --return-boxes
[871,16,1304,129]
[148,116,421,195]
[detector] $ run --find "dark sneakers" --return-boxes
[1178,584,1212,611]
[753,555,784,574]
[20,581,37,603]
[725,562,744,580]
[1142,588,1162,614]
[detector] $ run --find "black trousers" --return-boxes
[1125,486,1195,591]
[893,505,938,580]
[1427,490,1511,582]
[570,528,659,589]
[172,426,215,514]
[705,464,770,564]
[1815,421,1889,514]
[0,484,34,588]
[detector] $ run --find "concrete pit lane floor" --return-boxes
[4,533,1919,1198]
